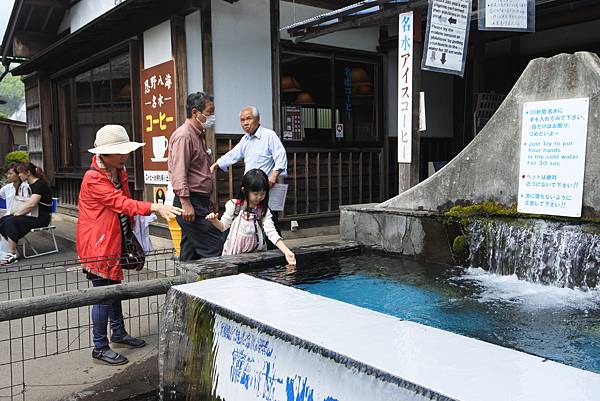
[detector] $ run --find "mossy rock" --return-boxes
[452,235,469,254]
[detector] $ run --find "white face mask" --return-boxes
[202,114,216,129]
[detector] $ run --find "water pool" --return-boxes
[252,253,600,373]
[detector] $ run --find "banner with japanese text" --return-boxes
[398,11,413,163]
[141,60,176,185]
[518,98,589,217]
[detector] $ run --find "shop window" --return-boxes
[57,53,132,170]
[281,50,380,147]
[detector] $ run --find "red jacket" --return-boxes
[76,156,152,281]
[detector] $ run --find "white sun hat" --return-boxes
[88,125,145,154]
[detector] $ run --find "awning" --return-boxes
[281,0,597,43]
[9,0,201,76]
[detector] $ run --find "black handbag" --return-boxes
[120,221,145,271]
[90,166,145,271]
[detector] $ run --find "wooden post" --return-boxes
[200,0,217,205]
[270,0,281,134]
[39,75,55,185]
[129,38,145,193]
[171,16,189,127]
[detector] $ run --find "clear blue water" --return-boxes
[253,254,600,373]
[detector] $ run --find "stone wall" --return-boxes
[382,52,600,217]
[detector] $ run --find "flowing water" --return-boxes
[467,219,600,289]
[252,253,600,373]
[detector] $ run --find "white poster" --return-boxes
[485,0,527,29]
[517,98,589,217]
[268,183,288,212]
[398,11,413,163]
[422,0,472,77]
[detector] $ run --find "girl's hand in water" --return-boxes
[284,250,296,266]
[205,212,219,221]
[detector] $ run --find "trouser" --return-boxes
[174,193,225,261]
[90,278,127,350]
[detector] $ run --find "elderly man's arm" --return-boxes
[269,133,288,186]
[211,140,244,173]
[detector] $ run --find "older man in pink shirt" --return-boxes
[167,92,222,261]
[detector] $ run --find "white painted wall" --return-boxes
[70,0,120,33]
[280,2,379,52]
[143,20,172,69]
[185,10,204,93]
[212,0,273,134]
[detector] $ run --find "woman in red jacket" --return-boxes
[77,124,182,366]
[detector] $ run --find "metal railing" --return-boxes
[0,250,179,401]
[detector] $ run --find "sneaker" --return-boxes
[1,253,17,266]
[92,348,128,365]
[111,335,146,348]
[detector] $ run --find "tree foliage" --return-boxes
[4,150,28,169]
[0,67,25,118]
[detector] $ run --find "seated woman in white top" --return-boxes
[0,163,30,214]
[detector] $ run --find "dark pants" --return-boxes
[90,278,127,350]
[174,194,224,261]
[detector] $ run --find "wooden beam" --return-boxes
[0,277,187,322]
[171,15,188,127]
[41,6,54,32]
[200,0,217,206]
[24,0,68,9]
[12,34,52,58]
[270,0,281,135]
[2,0,24,61]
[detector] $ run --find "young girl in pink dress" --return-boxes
[206,169,296,265]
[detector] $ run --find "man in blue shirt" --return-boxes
[210,106,288,247]
[210,106,288,185]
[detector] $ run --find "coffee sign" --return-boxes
[141,60,177,185]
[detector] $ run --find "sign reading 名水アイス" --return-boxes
[141,60,177,185]
[422,0,471,77]
[517,98,589,217]
[398,11,413,163]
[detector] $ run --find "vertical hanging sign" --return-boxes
[422,0,472,77]
[141,60,177,185]
[478,0,535,32]
[398,11,413,163]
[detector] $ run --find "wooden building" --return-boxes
[1,0,599,228]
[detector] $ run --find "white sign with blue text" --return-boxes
[211,314,418,401]
[518,98,589,217]
[398,11,413,163]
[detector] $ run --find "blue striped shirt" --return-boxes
[216,126,288,177]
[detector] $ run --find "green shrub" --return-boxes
[4,151,28,169]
